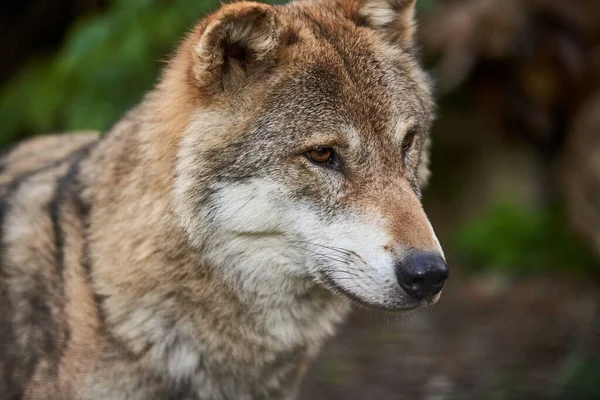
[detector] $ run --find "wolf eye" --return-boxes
[402,129,416,153]
[306,147,334,164]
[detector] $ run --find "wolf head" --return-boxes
[171,0,447,311]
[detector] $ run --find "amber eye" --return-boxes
[402,129,416,153]
[306,147,333,164]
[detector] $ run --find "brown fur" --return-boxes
[0,0,441,398]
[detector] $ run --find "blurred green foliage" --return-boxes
[0,0,223,146]
[415,0,437,13]
[454,198,597,275]
[554,356,600,400]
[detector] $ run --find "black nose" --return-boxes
[396,252,449,299]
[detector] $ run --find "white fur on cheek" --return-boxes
[200,179,349,347]
[207,179,286,234]
[288,206,407,308]
[201,179,310,286]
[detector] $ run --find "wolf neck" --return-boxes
[82,104,350,386]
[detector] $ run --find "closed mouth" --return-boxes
[317,271,439,312]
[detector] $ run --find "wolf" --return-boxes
[0,0,447,398]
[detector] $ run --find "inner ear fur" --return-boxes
[192,2,286,94]
[337,0,417,49]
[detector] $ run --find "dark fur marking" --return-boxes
[286,29,301,46]
[0,143,94,195]
[355,15,369,28]
[49,147,143,361]
[49,145,93,278]
[46,144,96,374]
[0,141,97,398]
[165,371,197,400]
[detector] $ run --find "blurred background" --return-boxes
[1,0,600,398]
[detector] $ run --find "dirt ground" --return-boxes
[301,273,600,400]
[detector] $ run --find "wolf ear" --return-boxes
[340,0,417,48]
[192,2,286,94]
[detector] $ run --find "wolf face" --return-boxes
[174,0,447,311]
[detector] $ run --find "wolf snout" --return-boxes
[395,252,449,300]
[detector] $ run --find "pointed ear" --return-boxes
[340,0,417,48]
[192,2,286,94]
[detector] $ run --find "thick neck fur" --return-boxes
[78,82,350,394]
